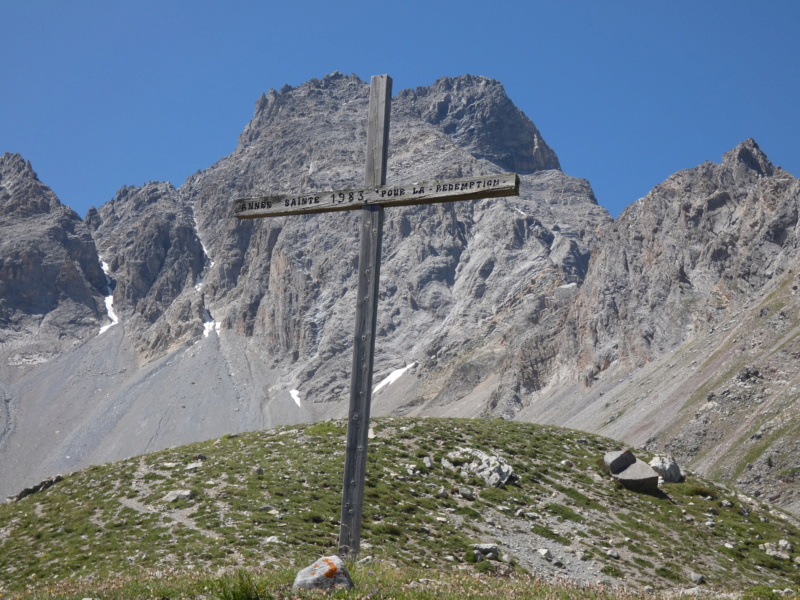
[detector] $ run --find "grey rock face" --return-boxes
[180,71,607,419]
[2,73,603,501]
[0,153,107,353]
[515,138,800,514]
[569,139,796,372]
[403,75,561,174]
[87,182,207,359]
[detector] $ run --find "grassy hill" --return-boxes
[1,417,799,599]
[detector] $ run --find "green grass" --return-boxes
[1,417,800,599]
[10,561,669,600]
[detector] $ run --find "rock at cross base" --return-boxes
[292,555,354,591]
[603,450,636,475]
[649,455,684,483]
[615,459,660,494]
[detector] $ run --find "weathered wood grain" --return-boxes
[233,173,520,219]
[338,75,390,559]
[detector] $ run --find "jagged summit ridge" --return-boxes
[404,74,561,174]
[239,72,560,181]
[0,153,61,219]
[0,73,607,499]
[568,136,797,374]
[0,153,106,352]
[722,137,775,178]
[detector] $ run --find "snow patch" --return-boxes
[192,210,215,293]
[201,241,215,268]
[373,362,416,394]
[202,309,220,337]
[97,258,119,335]
[290,389,302,407]
[515,207,528,217]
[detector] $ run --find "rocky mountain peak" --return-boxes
[721,137,775,178]
[238,73,560,180]
[0,153,37,181]
[399,74,561,174]
[0,154,106,352]
[241,72,368,148]
[90,181,175,229]
[565,139,798,375]
[0,153,63,220]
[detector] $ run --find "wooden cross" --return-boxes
[234,75,519,558]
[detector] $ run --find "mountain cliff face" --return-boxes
[515,139,800,513]
[181,72,605,415]
[0,153,106,361]
[1,74,798,516]
[86,182,207,357]
[572,139,793,371]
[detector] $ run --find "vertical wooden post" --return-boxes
[339,75,392,558]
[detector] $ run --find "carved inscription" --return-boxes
[235,174,519,219]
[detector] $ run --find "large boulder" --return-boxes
[649,455,684,483]
[292,555,354,591]
[603,450,636,475]
[615,459,660,494]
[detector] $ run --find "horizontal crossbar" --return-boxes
[234,173,520,219]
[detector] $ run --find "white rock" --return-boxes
[162,489,193,502]
[649,454,684,483]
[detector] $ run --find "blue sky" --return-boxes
[1,1,798,218]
